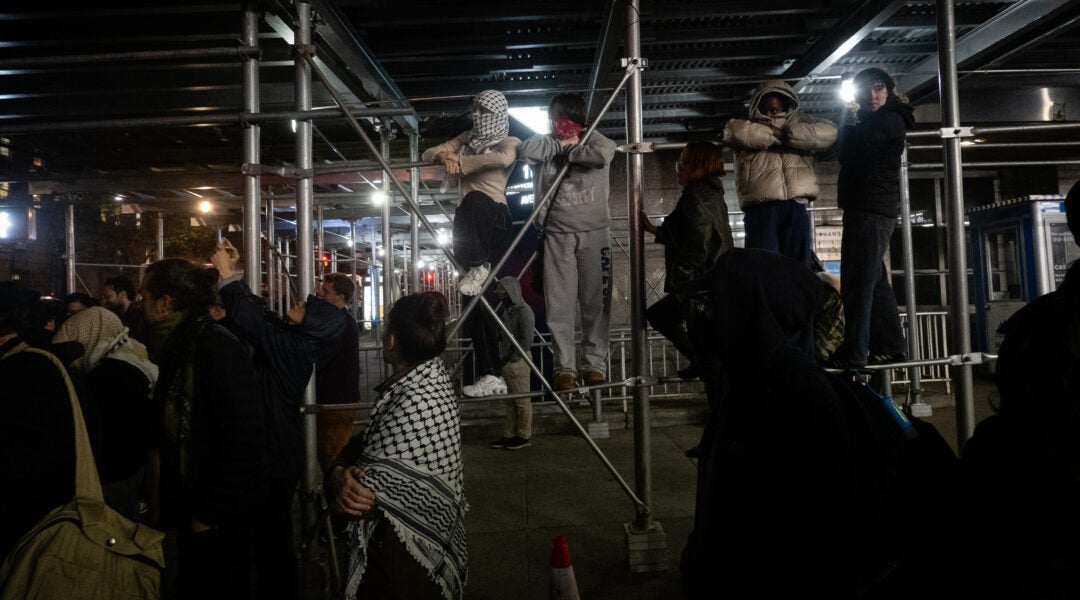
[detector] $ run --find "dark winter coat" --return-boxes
[149,312,267,529]
[653,180,734,293]
[218,278,347,480]
[836,97,916,219]
[317,309,360,406]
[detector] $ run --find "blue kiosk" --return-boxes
[968,195,1076,364]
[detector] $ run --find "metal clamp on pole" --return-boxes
[292,43,317,58]
[616,142,655,154]
[939,126,974,139]
[619,57,649,69]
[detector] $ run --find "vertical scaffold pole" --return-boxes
[624,0,667,572]
[317,205,325,278]
[156,212,165,261]
[936,0,975,448]
[65,203,76,294]
[293,1,320,562]
[409,132,422,293]
[899,148,927,414]
[242,3,261,292]
[350,221,359,321]
[381,128,394,355]
[266,197,277,314]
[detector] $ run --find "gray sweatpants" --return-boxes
[543,228,612,376]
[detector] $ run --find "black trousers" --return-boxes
[358,519,444,599]
[465,289,503,377]
[453,191,511,268]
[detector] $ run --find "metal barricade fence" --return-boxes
[892,311,952,393]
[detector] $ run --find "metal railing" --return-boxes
[891,311,952,392]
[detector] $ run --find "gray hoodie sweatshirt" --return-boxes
[496,276,536,365]
[518,131,617,234]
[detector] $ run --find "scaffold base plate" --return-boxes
[624,521,668,573]
[910,403,933,418]
[587,421,610,439]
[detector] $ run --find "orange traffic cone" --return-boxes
[549,535,581,600]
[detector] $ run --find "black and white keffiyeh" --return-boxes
[467,89,509,153]
[343,357,468,600]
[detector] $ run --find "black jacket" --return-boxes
[836,98,916,219]
[316,308,360,406]
[653,180,734,293]
[152,313,267,529]
[219,279,347,480]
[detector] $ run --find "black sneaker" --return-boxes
[489,437,514,449]
[504,436,532,450]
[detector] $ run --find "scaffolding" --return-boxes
[5,0,1080,591]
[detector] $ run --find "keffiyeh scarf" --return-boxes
[343,357,468,600]
[53,306,159,387]
[467,89,509,153]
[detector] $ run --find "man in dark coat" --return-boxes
[315,272,361,469]
[211,240,347,599]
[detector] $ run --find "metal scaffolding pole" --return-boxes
[936,0,975,449]
[156,212,165,261]
[623,0,666,571]
[293,1,320,562]
[317,205,326,278]
[0,45,259,68]
[370,228,380,339]
[409,132,422,293]
[898,148,927,415]
[65,204,76,294]
[0,107,417,136]
[266,198,277,314]
[381,129,395,377]
[350,221,360,321]
[242,3,262,293]
[625,0,652,529]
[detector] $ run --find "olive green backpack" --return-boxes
[0,347,165,599]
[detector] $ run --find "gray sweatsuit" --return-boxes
[518,132,616,377]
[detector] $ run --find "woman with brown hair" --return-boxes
[641,141,734,378]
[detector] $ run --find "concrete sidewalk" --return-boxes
[308,376,998,600]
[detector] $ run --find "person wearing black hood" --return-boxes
[829,67,915,369]
[211,239,347,600]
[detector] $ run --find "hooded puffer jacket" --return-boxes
[722,81,837,209]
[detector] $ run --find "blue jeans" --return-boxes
[742,200,812,269]
[744,200,815,357]
[838,210,905,365]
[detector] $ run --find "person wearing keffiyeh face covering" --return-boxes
[327,292,467,600]
[52,306,158,520]
[518,93,617,391]
[423,90,521,399]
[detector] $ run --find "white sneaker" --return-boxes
[462,374,507,398]
[458,264,490,296]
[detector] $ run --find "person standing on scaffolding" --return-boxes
[424,89,521,397]
[519,93,617,392]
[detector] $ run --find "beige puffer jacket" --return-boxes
[722,80,837,209]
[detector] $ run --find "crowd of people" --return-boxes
[3,66,1079,599]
